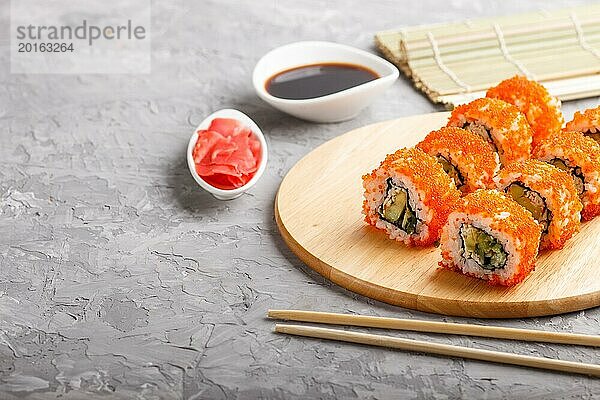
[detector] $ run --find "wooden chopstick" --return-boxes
[268,310,600,347]
[275,324,600,377]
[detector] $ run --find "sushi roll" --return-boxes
[447,98,532,165]
[564,105,600,143]
[439,189,541,286]
[495,160,582,250]
[533,131,600,221]
[362,147,461,246]
[486,75,563,146]
[416,127,500,193]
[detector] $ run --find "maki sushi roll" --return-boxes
[533,131,600,221]
[495,160,582,250]
[362,147,461,246]
[416,127,500,193]
[447,98,532,165]
[486,75,563,146]
[565,105,600,143]
[439,190,541,286]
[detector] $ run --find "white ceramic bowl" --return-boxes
[187,109,268,200]
[253,41,399,123]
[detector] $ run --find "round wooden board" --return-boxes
[275,112,600,318]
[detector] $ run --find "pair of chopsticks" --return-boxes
[268,310,600,377]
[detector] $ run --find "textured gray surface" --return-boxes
[1,0,600,398]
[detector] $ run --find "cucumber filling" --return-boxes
[505,182,552,235]
[460,224,507,270]
[462,121,499,153]
[436,155,465,190]
[378,178,418,234]
[549,158,585,196]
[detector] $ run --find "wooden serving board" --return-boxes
[275,112,600,318]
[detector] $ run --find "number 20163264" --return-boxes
[18,42,74,52]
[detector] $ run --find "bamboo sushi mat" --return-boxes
[375,4,600,108]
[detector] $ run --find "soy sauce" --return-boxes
[265,62,379,100]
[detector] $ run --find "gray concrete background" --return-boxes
[1,0,600,398]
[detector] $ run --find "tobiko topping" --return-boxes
[192,118,262,190]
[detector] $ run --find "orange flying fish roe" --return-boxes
[439,189,541,286]
[362,147,461,246]
[447,97,532,165]
[564,105,600,143]
[486,75,563,146]
[416,127,500,193]
[495,160,582,250]
[533,131,600,221]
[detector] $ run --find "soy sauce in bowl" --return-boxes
[265,62,379,100]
